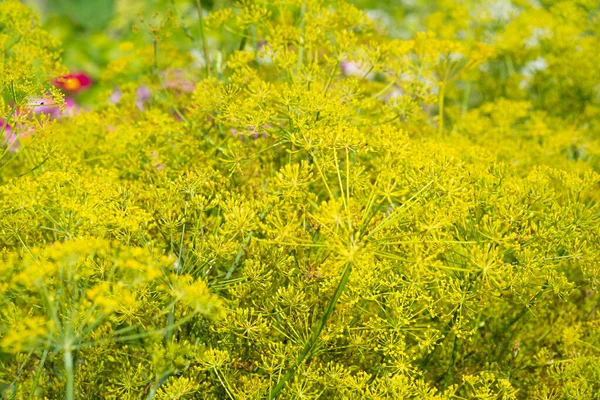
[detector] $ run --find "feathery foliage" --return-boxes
[1,0,600,398]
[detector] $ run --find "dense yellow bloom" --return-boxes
[1,0,600,398]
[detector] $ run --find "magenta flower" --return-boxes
[54,72,92,94]
[61,98,80,117]
[1,119,18,153]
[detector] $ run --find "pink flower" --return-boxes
[149,151,166,171]
[163,69,195,93]
[231,124,270,140]
[109,89,122,104]
[30,97,79,119]
[54,72,92,94]
[31,98,61,119]
[340,60,374,79]
[136,86,152,110]
[109,86,152,110]
[1,119,18,153]
[61,98,80,117]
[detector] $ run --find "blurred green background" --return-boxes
[24,0,432,73]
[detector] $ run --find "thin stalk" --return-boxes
[0,115,44,172]
[213,368,236,400]
[225,203,270,279]
[153,39,159,72]
[7,351,34,397]
[421,272,482,370]
[195,0,211,77]
[16,156,48,178]
[0,104,18,160]
[307,146,335,200]
[438,81,446,137]
[238,28,249,51]
[332,148,348,213]
[324,60,340,94]
[443,336,458,389]
[357,172,381,235]
[461,81,471,116]
[28,349,49,400]
[166,205,187,342]
[420,309,459,370]
[345,148,351,224]
[494,289,544,340]
[64,346,74,400]
[268,262,353,399]
[297,3,306,69]
[366,180,434,240]
[225,232,252,280]
[147,370,173,400]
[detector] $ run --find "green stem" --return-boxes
[195,0,211,77]
[153,38,159,72]
[64,346,74,400]
[268,262,353,399]
[147,370,173,400]
[238,28,248,51]
[494,289,544,340]
[297,3,306,69]
[225,232,252,280]
[438,82,445,137]
[0,103,18,159]
[28,350,49,400]
[442,335,458,389]
[462,81,471,116]
[324,60,340,94]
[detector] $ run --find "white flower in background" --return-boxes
[525,28,551,49]
[477,0,519,23]
[366,9,393,29]
[190,49,207,69]
[520,57,548,88]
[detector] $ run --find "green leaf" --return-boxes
[48,0,115,31]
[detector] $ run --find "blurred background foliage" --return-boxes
[22,0,600,127]
[22,0,433,103]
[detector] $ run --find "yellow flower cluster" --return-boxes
[1,0,599,398]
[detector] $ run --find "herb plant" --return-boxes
[1,0,599,398]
